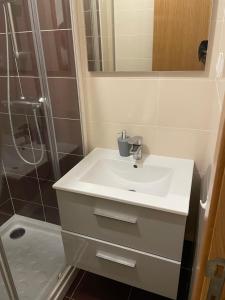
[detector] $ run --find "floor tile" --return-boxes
[177,268,191,300]
[66,269,190,300]
[71,272,131,300]
[129,287,169,300]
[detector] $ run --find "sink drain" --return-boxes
[10,228,26,240]
[129,189,136,192]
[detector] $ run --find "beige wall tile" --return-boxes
[211,0,225,21]
[114,0,154,10]
[87,122,157,154]
[155,127,213,174]
[158,79,218,130]
[87,78,159,124]
[216,78,225,108]
[87,121,214,174]
[78,0,223,178]
[215,19,225,110]
[208,20,223,78]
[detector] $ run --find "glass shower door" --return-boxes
[0,0,60,180]
[0,0,65,299]
[0,0,83,297]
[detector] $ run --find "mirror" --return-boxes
[83,0,212,72]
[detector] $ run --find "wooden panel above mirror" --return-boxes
[83,0,213,72]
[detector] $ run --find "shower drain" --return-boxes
[10,228,26,240]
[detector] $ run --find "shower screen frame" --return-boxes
[0,0,65,298]
[0,237,19,300]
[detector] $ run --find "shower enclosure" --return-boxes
[0,0,84,298]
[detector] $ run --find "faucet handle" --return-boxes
[128,136,143,145]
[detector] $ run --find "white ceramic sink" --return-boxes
[80,159,173,197]
[53,148,194,216]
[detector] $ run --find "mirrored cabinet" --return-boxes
[82,0,212,72]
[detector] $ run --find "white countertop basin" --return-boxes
[53,148,194,216]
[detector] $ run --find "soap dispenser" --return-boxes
[117,130,131,157]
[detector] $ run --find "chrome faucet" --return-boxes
[128,136,143,160]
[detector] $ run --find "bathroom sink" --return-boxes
[53,148,194,216]
[80,159,172,197]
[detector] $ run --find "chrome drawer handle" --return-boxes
[96,250,136,268]
[94,208,137,224]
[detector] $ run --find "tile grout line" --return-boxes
[86,120,214,134]
[0,75,77,79]
[2,161,15,214]
[0,28,72,35]
[0,198,12,208]
[0,111,81,121]
[11,197,45,207]
[2,142,83,156]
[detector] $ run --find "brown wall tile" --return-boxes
[0,113,31,148]
[0,7,5,33]
[0,172,10,205]
[2,145,36,177]
[0,32,38,77]
[7,174,42,204]
[0,200,14,216]
[0,34,14,76]
[44,206,60,225]
[13,198,45,221]
[0,214,12,226]
[42,30,76,77]
[0,77,41,114]
[38,0,71,30]
[59,153,83,176]
[54,118,83,155]
[49,78,80,119]
[39,179,58,208]
[0,0,83,226]
[27,115,50,150]
[35,150,55,181]
[0,0,31,33]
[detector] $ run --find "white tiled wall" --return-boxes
[86,76,219,175]
[75,0,225,177]
[114,0,154,71]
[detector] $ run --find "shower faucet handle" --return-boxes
[38,97,46,103]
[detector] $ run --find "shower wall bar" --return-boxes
[7,2,20,59]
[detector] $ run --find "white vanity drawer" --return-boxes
[62,230,180,300]
[57,191,186,261]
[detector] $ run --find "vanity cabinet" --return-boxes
[61,230,181,299]
[57,190,187,299]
